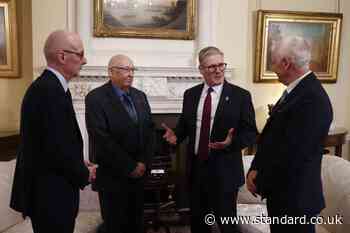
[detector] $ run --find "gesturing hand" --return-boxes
[247,170,258,197]
[161,123,177,145]
[209,128,234,150]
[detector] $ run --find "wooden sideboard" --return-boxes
[0,130,20,161]
[324,127,348,157]
[247,127,348,157]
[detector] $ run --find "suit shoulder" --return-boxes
[130,87,149,100]
[24,74,57,99]
[130,86,146,95]
[183,83,203,96]
[226,82,252,97]
[303,76,329,100]
[86,82,109,100]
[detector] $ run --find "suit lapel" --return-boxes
[190,84,203,126]
[212,82,229,132]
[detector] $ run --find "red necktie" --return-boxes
[198,87,213,160]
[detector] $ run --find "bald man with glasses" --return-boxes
[10,30,96,233]
[85,54,155,233]
[163,46,257,233]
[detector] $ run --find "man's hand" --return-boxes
[130,162,146,178]
[85,160,98,183]
[162,123,177,145]
[247,170,258,196]
[209,128,234,150]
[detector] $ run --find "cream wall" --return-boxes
[32,0,67,77]
[0,0,32,131]
[30,0,350,158]
[216,0,350,159]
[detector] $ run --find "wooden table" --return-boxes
[247,127,348,157]
[0,130,20,161]
[324,127,348,157]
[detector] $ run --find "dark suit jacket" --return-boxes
[250,72,333,216]
[10,69,90,218]
[85,81,155,192]
[175,81,257,192]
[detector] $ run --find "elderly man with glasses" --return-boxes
[85,54,155,233]
[10,30,96,233]
[162,46,257,233]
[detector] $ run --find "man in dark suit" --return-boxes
[85,54,155,233]
[247,36,333,233]
[162,46,257,233]
[10,30,96,233]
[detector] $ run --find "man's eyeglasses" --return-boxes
[109,66,137,73]
[62,50,85,59]
[201,63,227,73]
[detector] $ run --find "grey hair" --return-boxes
[198,46,224,64]
[273,36,311,70]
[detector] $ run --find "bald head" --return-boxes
[108,54,133,70]
[43,30,86,81]
[108,54,135,91]
[44,30,83,64]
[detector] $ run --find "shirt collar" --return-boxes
[111,83,127,98]
[203,82,223,95]
[285,70,312,94]
[46,67,69,92]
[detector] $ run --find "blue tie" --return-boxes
[123,93,138,122]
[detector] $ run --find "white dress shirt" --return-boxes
[194,83,223,155]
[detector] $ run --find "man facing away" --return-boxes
[163,46,257,233]
[10,30,97,233]
[247,36,333,233]
[85,55,155,233]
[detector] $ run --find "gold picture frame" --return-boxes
[94,0,196,40]
[0,0,18,77]
[254,10,342,83]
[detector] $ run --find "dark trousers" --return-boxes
[189,159,240,233]
[266,194,315,233]
[99,178,144,233]
[30,214,75,233]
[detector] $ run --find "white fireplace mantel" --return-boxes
[70,65,233,113]
[70,65,233,158]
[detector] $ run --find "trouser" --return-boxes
[189,158,240,233]
[98,179,144,233]
[266,194,316,233]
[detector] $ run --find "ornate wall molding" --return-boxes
[70,65,233,158]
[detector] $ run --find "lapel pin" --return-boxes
[225,96,229,101]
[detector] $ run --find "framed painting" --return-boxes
[94,0,196,40]
[0,0,18,77]
[254,10,342,83]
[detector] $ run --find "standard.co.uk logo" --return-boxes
[204,213,343,225]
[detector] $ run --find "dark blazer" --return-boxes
[250,72,333,216]
[85,81,155,191]
[176,80,257,192]
[10,69,90,219]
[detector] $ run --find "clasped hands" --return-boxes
[130,162,146,178]
[161,123,234,150]
[85,161,98,183]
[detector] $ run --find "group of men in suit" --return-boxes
[10,30,332,233]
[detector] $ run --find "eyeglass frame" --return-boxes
[61,49,85,60]
[200,63,227,73]
[109,66,138,73]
